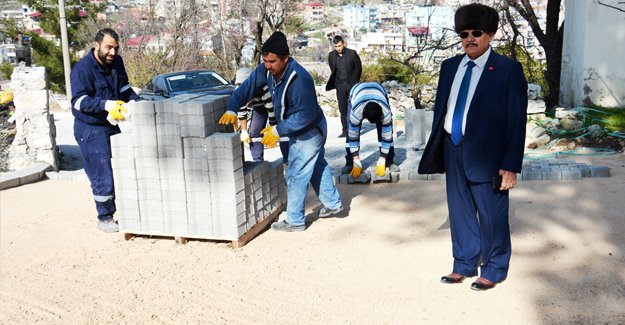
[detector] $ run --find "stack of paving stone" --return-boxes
[111,95,286,241]
[521,158,610,180]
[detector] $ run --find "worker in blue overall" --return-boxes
[70,28,140,233]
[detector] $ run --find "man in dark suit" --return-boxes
[418,3,528,291]
[326,35,362,138]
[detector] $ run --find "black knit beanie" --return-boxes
[261,31,290,56]
[454,3,499,34]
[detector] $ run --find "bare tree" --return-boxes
[505,0,564,112]
[247,0,300,64]
[387,11,457,109]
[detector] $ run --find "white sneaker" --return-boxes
[96,219,119,233]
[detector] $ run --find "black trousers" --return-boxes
[335,83,351,134]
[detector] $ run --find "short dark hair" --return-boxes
[95,28,119,43]
[362,102,383,124]
[332,35,344,44]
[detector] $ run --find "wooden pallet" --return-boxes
[122,203,285,248]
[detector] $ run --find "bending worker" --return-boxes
[342,82,397,178]
[234,67,288,163]
[71,28,140,233]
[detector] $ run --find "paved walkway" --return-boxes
[0,111,611,190]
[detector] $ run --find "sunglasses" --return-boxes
[458,30,484,39]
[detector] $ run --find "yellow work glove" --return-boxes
[350,159,363,178]
[240,129,250,143]
[218,111,238,129]
[376,157,387,177]
[0,89,13,105]
[260,125,279,148]
[105,100,127,123]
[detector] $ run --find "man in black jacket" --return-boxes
[326,35,362,137]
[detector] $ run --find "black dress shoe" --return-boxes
[338,131,347,138]
[470,277,496,291]
[440,272,466,284]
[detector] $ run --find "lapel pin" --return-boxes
[488,66,495,71]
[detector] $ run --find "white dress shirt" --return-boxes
[444,47,492,135]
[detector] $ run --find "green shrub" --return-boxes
[0,62,14,80]
[495,42,548,95]
[583,106,625,132]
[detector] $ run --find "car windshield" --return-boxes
[166,71,229,92]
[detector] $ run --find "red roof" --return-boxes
[126,35,157,47]
[407,26,429,35]
[29,12,42,18]
[306,2,324,8]
[79,10,88,17]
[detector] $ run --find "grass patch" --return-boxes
[579,107,625,132]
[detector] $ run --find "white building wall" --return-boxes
[343,4,372,30]
[560,0,625,108]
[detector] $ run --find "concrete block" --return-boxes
[162,189,187,202]
[347,170,371,184]
[390,171,400,182]
[18,169,42,185]
[185,170,209,183]
[589,166,610,177]
[158,145,184,158]
[117,188,140,202]
[182,137,208,149]
[542,171,562,181]
[157,136,183,148]
[427,174,446,180]
[183,158,208,170]
[159,158,184,171]
[580,165,591,178]
[163,220,189,235]
[181,102,214,115]
[237,222,247,237]
[183,147,208,159]
[111,157,135,170]
[44,171,59,181]
[111,144,135,158]
[0,173,20,190]
[134,126,158,139]
[522,170,542,181]
[119,218,142,232]
[561,169,582,180]
[409,171,428,180]
[133,146,158,159]
[114,173,138,190]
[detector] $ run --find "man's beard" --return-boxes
[97,49,114,66]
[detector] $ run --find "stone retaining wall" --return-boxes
[7,66,58,171]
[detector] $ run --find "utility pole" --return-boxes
[58,0,72,99]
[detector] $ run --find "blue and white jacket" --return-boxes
[347,82,393,158]
[227,58,325,137]
[70,49,140,127]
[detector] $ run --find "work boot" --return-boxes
[318,205,343,218]
[96,219,119,233]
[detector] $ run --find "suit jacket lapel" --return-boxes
[469,51,498,109]
[439,56,462,117]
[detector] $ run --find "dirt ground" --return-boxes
[1,154,625,324]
